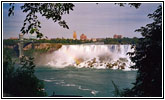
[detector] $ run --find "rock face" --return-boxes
[75,57,130,70]
[23,43,62,52]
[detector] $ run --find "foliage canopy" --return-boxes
[123,5,162,97]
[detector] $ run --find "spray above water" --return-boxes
[40,45,135,70]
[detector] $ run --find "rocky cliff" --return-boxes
[23,43,62,52]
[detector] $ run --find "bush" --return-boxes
[3,55,47,97]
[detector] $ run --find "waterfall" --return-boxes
[44,45,135,70]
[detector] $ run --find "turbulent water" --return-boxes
[38,45,135,71]
[35,67,137,97]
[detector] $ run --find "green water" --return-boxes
[35,66,137,97]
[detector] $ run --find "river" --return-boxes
[34,44,137,97]
[35,67,137,97]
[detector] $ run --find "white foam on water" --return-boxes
[78,86,91,91]
[43,79,54,82]
[62,84,76,87]
[54,81,98,95]
[91,90,99,95]
[78,86,99,96]
[44,79,64,83]
[43,45,135,70]
[44,78,100,96]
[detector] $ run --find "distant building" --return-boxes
[80,34,87,40]
[62,37,65,39]
[118,35,122,38]
[9,37,18,40]
[113,34,122,39]
[113,34,118,39]
[73,31,77,40]
[91,38,97,42]
[96,38,104,41]
[87,38,91,41]
[19,33,24,41]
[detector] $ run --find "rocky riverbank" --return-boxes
[24,43,62,53]
[74,57,133,70]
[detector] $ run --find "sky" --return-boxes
[3,3,161,39]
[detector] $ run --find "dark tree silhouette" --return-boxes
[3,55,47,97]
[123,5,162,97]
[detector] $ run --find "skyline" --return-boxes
[3,3,161,39]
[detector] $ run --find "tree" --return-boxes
[3,55,47,97]
[8,3,75,38]
[123,5,162,97]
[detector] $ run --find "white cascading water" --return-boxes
[45,45,135,71]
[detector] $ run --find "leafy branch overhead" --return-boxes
[8,3,75,38]
[115,3,141,9]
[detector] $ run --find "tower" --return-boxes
[18,33,24,58]
[73,31,77,40]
